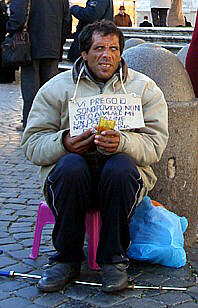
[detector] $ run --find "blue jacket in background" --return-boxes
[6,0,71,60]
[71,0,113,33]
[68,0,114,62]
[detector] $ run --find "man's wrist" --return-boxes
[62,130,69,150]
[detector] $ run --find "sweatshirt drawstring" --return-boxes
[120,65,128,94]
[120,64,137,98]
[71,65,85,103]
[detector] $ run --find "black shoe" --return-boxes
[37,262,81,292]
[101,263,128,293]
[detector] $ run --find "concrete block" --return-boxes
[123,43,195,102]
[149,99,198,247]
[124,38,145,50]
[177,44,190,67]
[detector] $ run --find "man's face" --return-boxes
[119,9,125,14]
[81,32,121,82]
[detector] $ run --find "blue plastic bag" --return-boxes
[128,196,188,268]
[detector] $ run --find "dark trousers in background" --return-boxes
[21,59,59,128]
[46,153,143,266]
[151,8,169,27]
[67,31,81,63]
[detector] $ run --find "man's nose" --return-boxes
[102,48,112,58]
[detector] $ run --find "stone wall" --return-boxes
[123,43,198,247]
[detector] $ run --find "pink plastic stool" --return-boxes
[29,201,101,270]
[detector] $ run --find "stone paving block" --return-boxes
[15,286,40,299]
[0,232,9,238]
[0,215,18,222]
[28,200,42,206]
[0,179,16,185]
[2,243,23,251]
[151,291,193,305]
[11,222,33,228]
[20,194,43,200]
[9,227,32,234]
[34,292,66,307]
[21,239,34,248]
[6,198,27,204]
[57,299,97,307]
[0,188,21,194]
[134,272,170,286]
[4,204,26,210]
[0,221,9,227]
[0,280,29,292]
[21,184,41,189]
[23,257,48,269]
[22,189,41,194]
[39,246,55,254]
[2,262,32,274]
[1,209,15,215]
[186,286,198,301]
[0,238,16,244]
[0,184,19,188]
[0,291,10,301]
[0,226,8,232]
[0,297,32,308]
[15,210,37,217]
[13,233,34,240]
[160,277,196,288]
[42,228,53,235]
[63,284,96,301]
[0,256,18,268]
[176,302,198,307]
[85,290,126,307]
[153,266,191,279]
[0,193,20,198]
[26,305,46,308]
[112,297,166,307]
[7,249,32,260]
[18,217,37,223]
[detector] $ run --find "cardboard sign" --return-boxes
[69,94,145,136]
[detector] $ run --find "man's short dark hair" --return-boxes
[78,20,125,55]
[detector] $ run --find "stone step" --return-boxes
[124,33,191,43]
[121,26,193,36]
[58,60,73,71]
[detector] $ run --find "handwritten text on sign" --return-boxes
[69,94,145,136]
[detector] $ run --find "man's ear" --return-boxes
[81,51,88,61]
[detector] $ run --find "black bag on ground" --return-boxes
[1,30,31,68]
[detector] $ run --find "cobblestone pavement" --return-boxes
[0,79,198,308]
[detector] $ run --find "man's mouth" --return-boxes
[99,63,111,68]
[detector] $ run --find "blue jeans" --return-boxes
[46,153,143,265]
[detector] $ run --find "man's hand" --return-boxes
[63,129,95,154]
[94,128,120,153]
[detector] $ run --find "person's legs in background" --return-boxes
[20,59,58,130]
[20,60,40,130]
[39,59,59,86]
[159,8,169,26]
[151,8,160,26]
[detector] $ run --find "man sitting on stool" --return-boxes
[22,20,168,293]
